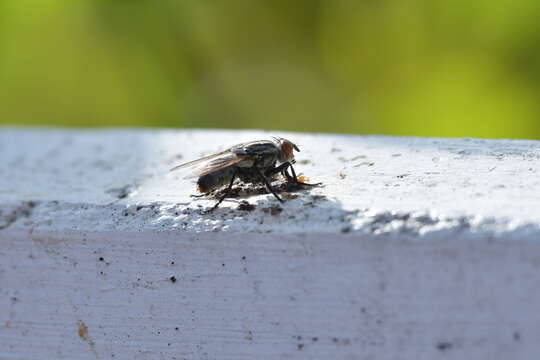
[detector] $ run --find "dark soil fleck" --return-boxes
[169,276,177,283]
[263,205,283,216]
[297,343,304,350]
[106,185,136,199]
[238,201,256,211]
[281,193,298,200]
[436,342,453,351]
[353,162,375,167]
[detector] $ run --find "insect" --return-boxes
[170,137,320,210]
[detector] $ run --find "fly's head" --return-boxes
[273,137,300,164]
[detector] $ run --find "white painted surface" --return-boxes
[1,128,540,359]
[2,128,540,236]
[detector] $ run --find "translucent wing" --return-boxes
[170,150,247,179]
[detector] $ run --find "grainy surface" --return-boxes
[1,128,540,237]
[1,129,540,359]
[1,230,539,360]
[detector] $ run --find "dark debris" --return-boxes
[237,201,256,211]
[263,205,283,216]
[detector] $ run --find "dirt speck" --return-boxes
[297,159,311,165]
[436,342,453,351]
[281,193,298,200]
[297,343,304,350]
[169,276,177,283]
[263,205,283,216]
[238,201,256,211]
[353,162,375,167]
[106,184,137,199]
[331,337,351,345]
[77,320,97,355]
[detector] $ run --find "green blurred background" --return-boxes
[1,0,539,138]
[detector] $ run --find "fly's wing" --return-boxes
[170,150,247,179]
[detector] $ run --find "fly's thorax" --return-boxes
[234,158,255,168]
[236,152,278,169]
[259,154,279,168]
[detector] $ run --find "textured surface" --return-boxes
[1,128,540,237]
[2,129,540,359]
[2,230,540,360]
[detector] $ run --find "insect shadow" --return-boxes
[181,185,355,234]
[190,178,320,211]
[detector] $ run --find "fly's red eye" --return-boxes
[281,141,293,159]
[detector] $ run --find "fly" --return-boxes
[170,137,320,211]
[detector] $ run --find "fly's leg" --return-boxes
[287,164,321,186]
[265,162,292,178]
[256,168,284,203]
[266,162,322,187]
[206,170,237,212]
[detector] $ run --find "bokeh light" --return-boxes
[1,0,539,138]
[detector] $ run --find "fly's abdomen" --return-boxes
[197,167,236,193]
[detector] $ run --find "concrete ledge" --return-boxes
[1,128,540,359]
